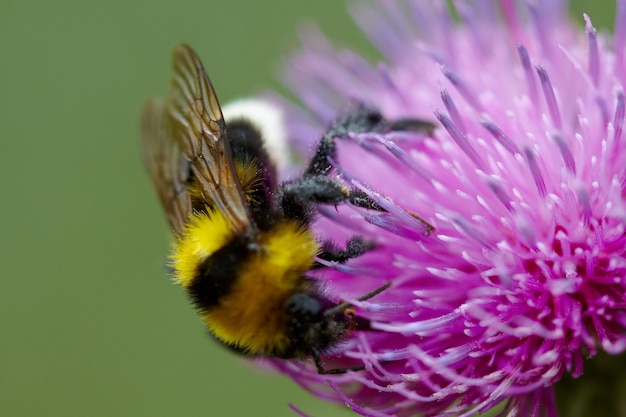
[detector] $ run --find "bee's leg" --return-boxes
[282,105,435,226]
[304,106,436,177]
[281,175,385,213]
[294,108,435,210]
[312,237,375,269]
[325,281,392,318]
[312,349,367,375]
[281,174,433,234]
[304,133,336,177]
[347,189,387,211]
[387,117,437,133]
[303,106,388,178]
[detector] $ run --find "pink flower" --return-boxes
[266,1,626,416]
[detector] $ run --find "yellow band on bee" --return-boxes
[171,210,234,287]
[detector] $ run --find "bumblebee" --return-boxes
[141,44,433,373]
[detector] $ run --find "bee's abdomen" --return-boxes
[194,220,320,356]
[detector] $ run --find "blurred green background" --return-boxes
[0,1,615,417]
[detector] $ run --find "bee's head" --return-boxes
[280,282,389,361]
[283,291,352,357]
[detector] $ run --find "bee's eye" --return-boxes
[285,293,322,323]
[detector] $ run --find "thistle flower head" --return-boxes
[267,1,626,416]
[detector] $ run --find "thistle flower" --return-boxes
[265,1,626,416]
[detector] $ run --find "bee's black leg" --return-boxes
[281,175,434,234]
[314,237,375,269]
[312,349,367,375]
[293,105,435,208]
[281,176,385,211]
[305,133,336,177]
[303,105,436,178]
[280,105,436,228]
[347,189,386,211]
[304,105,387,178]
[387,118,437,134]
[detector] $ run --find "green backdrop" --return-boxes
[0,1,614,416]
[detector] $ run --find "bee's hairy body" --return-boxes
[141,44,432,372]
[173,119,342,358]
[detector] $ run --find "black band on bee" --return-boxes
[188,235,251,309]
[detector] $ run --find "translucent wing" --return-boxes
[140,98,192,235]
[166,44,252,234]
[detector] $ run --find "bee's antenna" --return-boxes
[324,281,391,317]
[312,349,370,374]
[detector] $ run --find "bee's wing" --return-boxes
[166,44,252,234]
[140,98,192,235]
